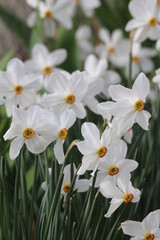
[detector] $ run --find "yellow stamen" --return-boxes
[14,85,23,95]
[23,128,35,139]
[65,94,75,104]
[45,10,53,19]
[123,193,133,204]
[63,183,71,193]
[108,166,119,176]
[144,233,155,240]
[148,17,157,27]
[157,0,160,5]
[58,128,68,140]
[132,56,140,64]
[134,100,145,111]
[108,46,115,54]
[43,66,52,75]
[97,146,107,158]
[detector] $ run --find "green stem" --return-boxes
[28,155,38,240]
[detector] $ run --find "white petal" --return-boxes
[60,109,76,129]
[121,221,144,237]
[104,198,123,218]
[9,137,24,160]
[81,122,100,146]
[54,139,64,164]
[48,49,67,67]
[109,85,134,101]
[77,153,98,175]
[132,73,150,101]
[136,110,151,130]
[100,180,123,199]
[25,134,49,154]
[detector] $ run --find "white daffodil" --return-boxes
[96,28,129,67]
[72,0,101,18]
[42,71,88,119]
[126,0,160,42]
[100,174,141,218]
[121,209,160,240]
[126,42,156,79]
[94,140,138,187]
[61,164,89,198]
[4,105,57,160]
[25,43,67,90]
[41,164,89,199]
[77,122,115,176]
[39,0,72,37]
[0,58,42,117]
[76,25,93,61]
[153,68,160,89]
[51,109,76,164]
[109,72,151,132]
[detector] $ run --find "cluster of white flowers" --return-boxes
[26,0,101,37]
[1,0,160,237]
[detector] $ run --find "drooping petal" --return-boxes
[104,198,123,218]
[54,139,64,164]
[9,137,24,160]
[136,110,151,130]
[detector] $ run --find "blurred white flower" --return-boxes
[61,164,89,198]
[109,72,151,132]
[41,164,89,199]
[4,105,57,160]
[39,0,73,37]
[76,25,93,61]
[153,68,160,89]
[126,0,160,42]
[93,140,138,187]
[0,58,42,117]
[72,0,101,17]
[100,174,141,218]
[126,42,156,79]
[96,28,129,67]
[25,43,67,91]
[121,209,160,239]
[42,71,88,119]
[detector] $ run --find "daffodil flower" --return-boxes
[126,0,160,42]
[4,105,57,160]
[100,174,141,218]
[121,209,160,239]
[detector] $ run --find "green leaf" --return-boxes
[29,9,43,54]
[0,50,14,71]
[56,27,82,72]
[0,4,31,49]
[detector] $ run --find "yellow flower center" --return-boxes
[108,46,115,54]
[45,10,53,19]
[14,85,23,95]
[43,66,52,75]
[134,100,145,111]
[123,193,133,204]
[58,128,68,140]
[65,94,75,104]
[108,166,119,176]
[148,17,157,27]
[144,233,155,240]
[63,183,71,193]
[157,0,160,5]
[23,128,35,139]
[97,146,107,158]
[132,56,140,64]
